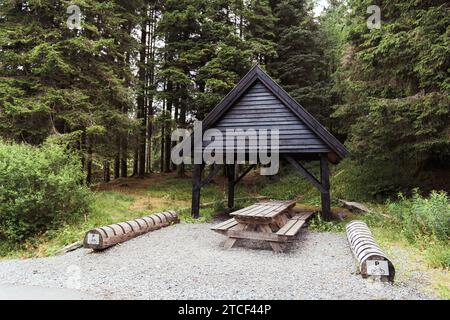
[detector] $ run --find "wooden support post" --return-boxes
[320,154,332,220]
[227,164,235,209]
[191,164,204,218]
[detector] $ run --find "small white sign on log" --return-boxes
[366,260,389,276]
[87,233,100,245]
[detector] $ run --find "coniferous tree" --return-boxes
[245,0,277,64]
[195,0,253,119]
[269,0,330,125]
[331,0,450,193]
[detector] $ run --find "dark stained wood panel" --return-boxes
[202,138,323,145]
[234,100,285,106]
[204,80,331,153]
[218,118,300,125]
[226,109,288,115]
[224,113,296,119]
[215,129,315,135]
[221,115,297,121]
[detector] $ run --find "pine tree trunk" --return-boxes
[240,14,243,39]
[146,102,153,173]
[133,146,138,177]
[120,45,131,179]
[113,135,120,179]
[177,93,187,177]
[176,157,185,177]
[86,134,93,185]
[137,11,148,178]
[114,148,120,179]
[163,81,173,173]
[160,124,165,173]
[103,160,110,182]
[146,6,156,174]
[79,134,85,183]
[120,134,128,178]
[113,156,120,179]
[164,124,172,172]
[171,91,179,172]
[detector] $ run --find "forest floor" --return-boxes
[0,172,448,299]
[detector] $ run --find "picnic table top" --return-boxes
[230,200,296,220]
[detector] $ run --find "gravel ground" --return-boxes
[0,223,436,300]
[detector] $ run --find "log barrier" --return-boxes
[83,210,179,250]
[346,220,395,282]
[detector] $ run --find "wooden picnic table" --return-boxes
[211,200,314,253]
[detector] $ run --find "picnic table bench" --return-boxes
[211,200,315,252]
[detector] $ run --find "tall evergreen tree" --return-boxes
[269,0,331,125]
[244,0,277,65]
[157,0,197,172]
[194,0,253,119]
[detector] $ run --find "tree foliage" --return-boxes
[0,0,448,197]
[329,0,450,194]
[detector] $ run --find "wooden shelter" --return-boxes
[191,65,348,219]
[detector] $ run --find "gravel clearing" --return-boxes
[0,223,436,300]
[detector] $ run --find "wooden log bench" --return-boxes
[84,210,179,250]
[211,201,315,252]
[346,220,395,282]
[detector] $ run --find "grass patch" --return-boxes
[146,176,194,201]
[437,284,450,300]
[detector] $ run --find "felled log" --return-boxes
[346,220,395,282]
[339,199,370,213]
[83,210,179,250]
[56,241,83,255]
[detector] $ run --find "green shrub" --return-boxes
[0,140,91,242]
[387,190,450,242]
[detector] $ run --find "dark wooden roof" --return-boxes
[201,65,349,160]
